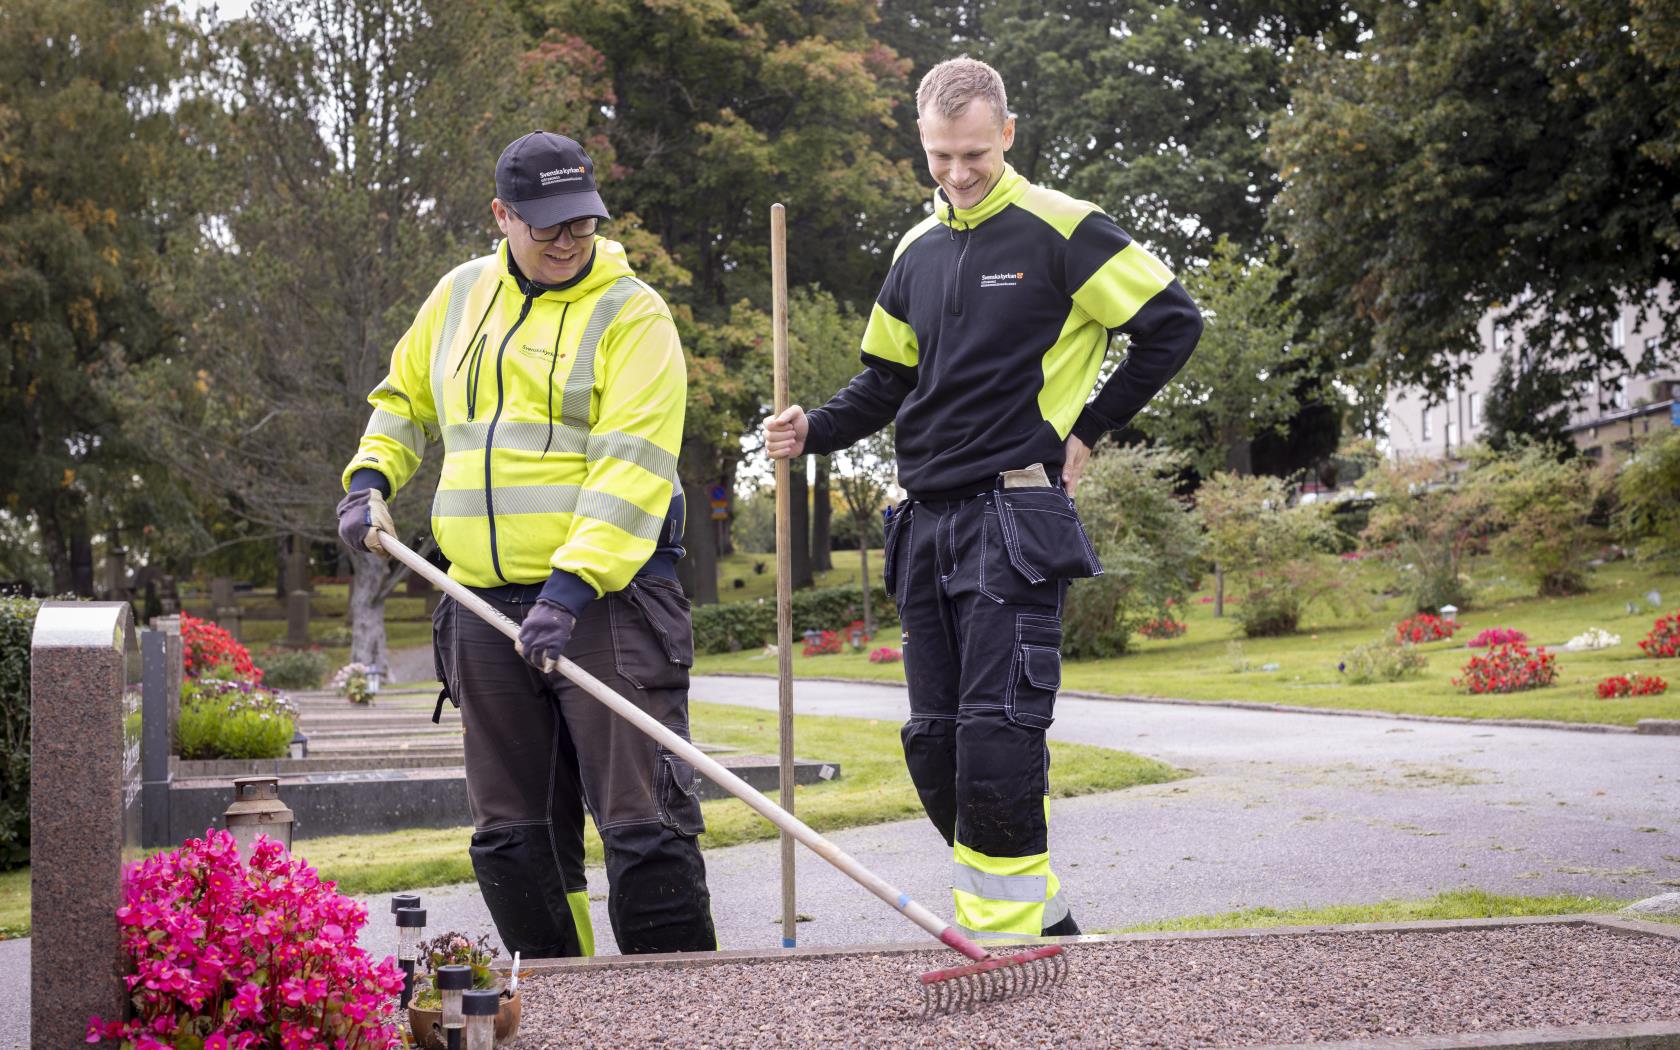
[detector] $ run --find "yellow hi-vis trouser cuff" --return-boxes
[566,890,595,957]
[952,840,1066,939]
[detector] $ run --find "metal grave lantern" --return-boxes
[222,775,294,855]
[1439,604,1458,624]
[289,728,309,760]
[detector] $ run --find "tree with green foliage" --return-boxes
[1362,457,1492,613]
[1471,442,1603,597]
[0,0,195,595]
[1059,445,1203,657]
[1135,239,1306,477]
[1615,428,1680,566]
[117,0,547,670]
[1479,355,1576,454]
[1272,0,1680,401]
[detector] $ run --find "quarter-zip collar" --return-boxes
[495,237,635,303]
[934,164,1028,230]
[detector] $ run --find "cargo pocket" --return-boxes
[995,487,1103,584]
[613,577,694,690]
[882,502,912,598]
[430,597,460,723]
[656,746,706,837]
[1006,614,1061,729]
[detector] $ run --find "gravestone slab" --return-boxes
[30,601,142,1048]
[140,628,179,848]
[210,576,234,609]
[286,590,311,648]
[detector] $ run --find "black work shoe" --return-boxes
[1041,912,1082,937]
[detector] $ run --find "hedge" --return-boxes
[692,584,896,655]
[0,596,41,869]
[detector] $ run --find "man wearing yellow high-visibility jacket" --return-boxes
[336,131,715,958]
[768,58,1202,940]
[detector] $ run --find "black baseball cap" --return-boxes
[495,131,609,228]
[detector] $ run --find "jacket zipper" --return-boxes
[464,335,488,421]
[947,204,971,316]
[483,291,537,583]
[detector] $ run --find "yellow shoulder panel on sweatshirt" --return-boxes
[1016,184,1102,240]
[892,213,944,263]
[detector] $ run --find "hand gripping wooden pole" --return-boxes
[770,201,797,948]
[374,529,1067,1013]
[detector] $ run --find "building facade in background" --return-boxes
[1383,285,1678,460]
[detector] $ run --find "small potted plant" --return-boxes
[331,661,376,704]
[407,931,521,1048]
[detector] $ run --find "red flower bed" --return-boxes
[802,630,843,657]
[1596,674,1668,699]
[1138,617,1187,640]
[1395,614,1458,645]
[181,613,263,685]
[1637,612,1680,659]
[1453,642,1558,694]
[868,646,902,664]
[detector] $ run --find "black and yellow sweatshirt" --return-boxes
[803,165,1203,499]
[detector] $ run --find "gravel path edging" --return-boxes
[499,913,1677,977]
[695,672,1641,735]
[1243,1019,1680,1050]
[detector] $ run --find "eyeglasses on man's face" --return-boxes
[515,211,600,243]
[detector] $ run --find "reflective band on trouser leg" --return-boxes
[951,841,1063,938]
[566,890,595,957]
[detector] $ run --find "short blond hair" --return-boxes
[916,56,1009,127]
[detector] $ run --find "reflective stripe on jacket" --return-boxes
[341,238,685,595]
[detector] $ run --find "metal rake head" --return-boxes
[918,944,1069,1016]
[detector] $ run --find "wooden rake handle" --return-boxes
[372,528,988,961]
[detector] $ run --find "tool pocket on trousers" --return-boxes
[430,597,461,720]
[1006,614,1062,729]
[656,746,706,837]
[995,487,1103,584]
[613,577,693,690]
[882,502,912,598]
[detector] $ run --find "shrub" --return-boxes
[1137,617,1186,640]
[1394,614,1457,644]
[0,596,40,869]
[255,645,328,690]
[1638,612,1680,659]
[1454,642,1559,694]
[1363,457,1491,611]
[1615,427,1680,562]
[1473,442,1604,596]
[1468,627,1526,649]
[1340,640,1429,684]
[177,679,297,760]
[1199,472,1346,638]
[86,829,404,1047]
[868,646,902,663]
[1596,674,1668,699]
[181,612,263,685]
[691,584,895,655]
[1061,445,1204,658]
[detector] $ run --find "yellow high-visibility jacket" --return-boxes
[342,239,685,599]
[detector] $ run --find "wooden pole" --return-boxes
[770,202,797,948]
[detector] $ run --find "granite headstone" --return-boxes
[140,627,181,847]
[285,590,311,648]
[30,601,143,1047]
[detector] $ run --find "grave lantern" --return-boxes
[1439,604,1458,624]
[462,989,500,1050]
[437,965,473,1050]
[289,728,308,760]
[366,667,383,696]
[395,906,427,1008]
[223,776,294,855]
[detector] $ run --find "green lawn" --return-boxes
[1116,888,1634,933]
[695,561,1680,726]
[0,701,1179,935]
[714,549,884,604]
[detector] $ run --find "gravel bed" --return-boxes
[513,925,1680,1048]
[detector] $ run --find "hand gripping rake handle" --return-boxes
[376,530,992,963]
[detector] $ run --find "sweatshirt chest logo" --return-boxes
[979,271,1026,289]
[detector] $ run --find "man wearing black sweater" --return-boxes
[766,57,1202,940]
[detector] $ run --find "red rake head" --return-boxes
[918,944,1069,1016]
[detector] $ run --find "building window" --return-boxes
[1611,374,1629,411]
[1421,409,1433,441]
[1445,415,1458,448]
[1612,317,1626,349]
[1468,391,1481,427]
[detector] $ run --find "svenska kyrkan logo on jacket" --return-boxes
[979,271,1026,288]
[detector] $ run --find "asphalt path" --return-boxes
[6,676,1675,1043]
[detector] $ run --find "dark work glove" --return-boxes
[336,488,395,556]
[516,599,577,674]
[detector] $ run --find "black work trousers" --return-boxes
[883,477,1101,938]
[431,574,716,957]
